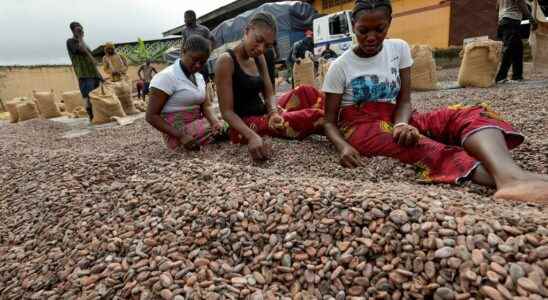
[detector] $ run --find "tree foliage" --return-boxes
[126,38,170,65]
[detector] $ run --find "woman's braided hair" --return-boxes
[182,34,211,55]
[352,0,393,21]
[248,12,278,35]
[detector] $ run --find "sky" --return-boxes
[0,0,234,65]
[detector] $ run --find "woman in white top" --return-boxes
[323,0,548,204]
[146,35,227,151]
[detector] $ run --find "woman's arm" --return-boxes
[393,67,413,125]
[145,87,197,149]
[257,55,284,129]
[256,55,277,113]
[145,88,182,137]
[202,89,222,129]
[392,67,420,146]
[215,53,269,160]
[324,92,364,168]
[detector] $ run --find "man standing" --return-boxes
[181,10,215,82]
[289,30,314,65]
[66,22,103,120]
[320,43,338,60]
[182,10,215,47]
[496,0,537,83]
[102,42,128,82]
[287,30,314,87]
[138,60,157,100]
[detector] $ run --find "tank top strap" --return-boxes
[227,48,264,76]
[253,56,262,73]
[226,49,241,74]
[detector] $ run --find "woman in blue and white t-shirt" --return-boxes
[322,0,548,204]
[146,35,227,151]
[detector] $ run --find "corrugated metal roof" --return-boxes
[91,37,181,57]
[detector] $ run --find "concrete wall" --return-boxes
[312,0,452,48]
[391,0,451,48]
[0,66,79,102]
[100,64,168,85]
[0,64,167,107]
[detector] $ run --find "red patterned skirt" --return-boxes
[161,106,228,150]
[230,85,325,144]
[340,102,524,184]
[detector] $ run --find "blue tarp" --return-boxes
[164,1,318,69]
[211,1,317,46]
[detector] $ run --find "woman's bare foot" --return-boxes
[494,180,548,204]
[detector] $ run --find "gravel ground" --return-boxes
[0,67,547,299]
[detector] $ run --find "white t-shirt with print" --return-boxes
[322,39,413,107]
[150,59,206,113]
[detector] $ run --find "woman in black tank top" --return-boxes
[226,48,268,118]
[215,13,325,162]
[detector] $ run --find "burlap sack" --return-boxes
[16,101,40,122]
[411,45,438,91]
[33,90,62,118]
[58,102,66,112]
[134,100,147,112]
[89,85,126,125]
[206,82,216,102]
[316,58,331,89]
[530,22,548,73]
[61,91,86,114]
[72,107,88,118]
[112,80,139,115]
[293,56,315,88]
[457,40,502,88]
[6,97,27,123]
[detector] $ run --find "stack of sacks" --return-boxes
[89,85,126,125]
[410,45,438,91]
[33,90,62,119]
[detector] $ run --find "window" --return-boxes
[329,13,349,35]
[322,0,353,10]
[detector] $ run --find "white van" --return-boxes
[313,10,355,57]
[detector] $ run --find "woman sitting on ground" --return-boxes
[322,0,548,203]
[215,12,325,161]
[146,35,227,151]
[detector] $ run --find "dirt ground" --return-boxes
[0,66,547,299]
